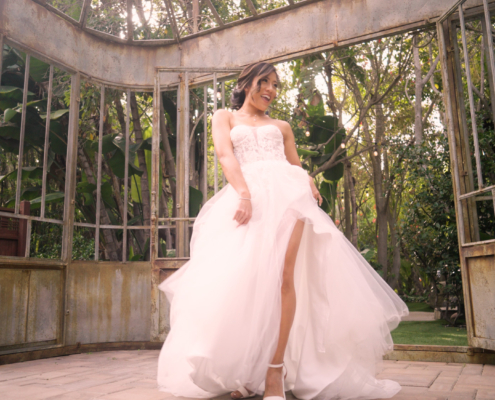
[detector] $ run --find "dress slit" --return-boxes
[157,124,408,400]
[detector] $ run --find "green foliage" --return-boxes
[0,46,71,225]
[71,230,96,260]
[393,134,463,321]
[307,115,346,214]
[29,224,95,261]
[405,302,434,312]
[30,223,63,260]
[319,180,337,214]
[360,247,383,273]
[30,192,65,210]
[189,186,203,218]
[470,109,495,240]
[341,53,366,85]
[287,57,347,220]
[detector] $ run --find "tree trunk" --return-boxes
[413,34,424,145]
[348,165,358,248]
[411,264,425,296]
[387,205,401,290]
[102,103,126,223]
[158,149,173,251]
[114,96,126,135]
[159,190,173,251]
[159,95,178,251]
[413,34,440,144]
[133,0,150,39]
[189,129,198,187]
[129,93,151,260]
[199,130,207,205]
[376,199,388,278]
[367,104,389,278]
[344,162,352,240]
[104,162,126,223]
[160,99,177,216]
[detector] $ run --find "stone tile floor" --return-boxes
[0,350,494,400]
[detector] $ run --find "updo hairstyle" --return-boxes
[230,62,280,110]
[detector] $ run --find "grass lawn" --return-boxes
[405,302,434,312]
[391,320,468,346]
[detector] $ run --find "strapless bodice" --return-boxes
[230,124,287,167]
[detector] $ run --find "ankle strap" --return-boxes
[268,363,284,368]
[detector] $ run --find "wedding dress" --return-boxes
[157,124,409,400]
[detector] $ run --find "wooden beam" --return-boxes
[0,34,3,85]
[79,0,91,28]
[94,86,105,261]
[14,55,30,215]
[150,74,160,261]
[82,27,128,44]
[41,2,80,26]
[175,74,191,258]
[127,0,133,42]
[204,0,224,26]
[6,0,495,89]
[164,0,180,42]
[245,0,258,16]
[192,0,199,33]
[123,89,131,262]
[40,65,54,219]
[61,73,81,262]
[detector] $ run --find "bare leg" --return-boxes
[264,219,304,399]
[231,220,305,399]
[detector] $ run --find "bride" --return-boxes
[157,62,408,400]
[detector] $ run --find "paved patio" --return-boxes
[0,350,494,400]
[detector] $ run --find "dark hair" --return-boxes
[230,62,280,110]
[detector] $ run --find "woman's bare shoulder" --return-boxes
[269,118,293,137]
[213,108,233,123]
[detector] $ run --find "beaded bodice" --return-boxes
[230,124,287,167]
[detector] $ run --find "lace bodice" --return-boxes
[230,124,287,167]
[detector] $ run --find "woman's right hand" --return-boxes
[233,198,252,226]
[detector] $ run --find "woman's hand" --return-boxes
[233,198,252,226]
[309,177,323,206]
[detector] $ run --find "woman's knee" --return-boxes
[281,271,295,294]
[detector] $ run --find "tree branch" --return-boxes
[421,55,440,86]
[311,74,402,177]
[422,96,437,126]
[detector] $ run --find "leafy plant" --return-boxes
[394,133,463,325]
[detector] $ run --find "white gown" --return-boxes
[157,124,409,400]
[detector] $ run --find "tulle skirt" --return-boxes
[157,159,408,400]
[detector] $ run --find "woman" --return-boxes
[157,62,408,400]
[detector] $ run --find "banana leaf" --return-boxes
[29,192,65,210]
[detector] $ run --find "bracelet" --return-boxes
[239,197,251,201]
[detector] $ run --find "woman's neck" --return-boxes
[239,103,264,117]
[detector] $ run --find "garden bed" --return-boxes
[405,302,434,312]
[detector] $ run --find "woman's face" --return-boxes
[245,71,278,111]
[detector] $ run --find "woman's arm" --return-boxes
[279,121,323,205]
[280,121,302,168]
[212,109,252,225]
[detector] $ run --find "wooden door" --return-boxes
[437,0,495,350]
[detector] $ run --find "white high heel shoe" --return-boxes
[231,387,256,399]
[263,362,286,400]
